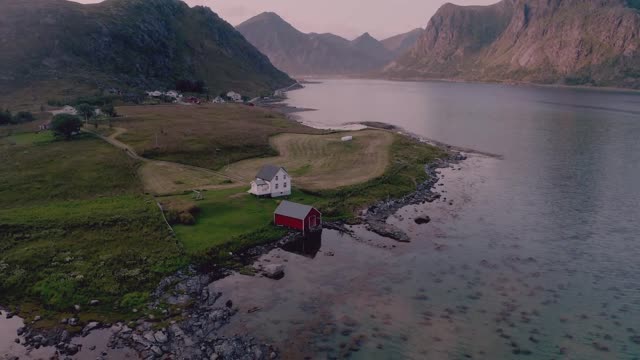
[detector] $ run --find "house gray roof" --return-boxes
[275,201,315,220]
[256,164,286,181]
[254,178,267,186]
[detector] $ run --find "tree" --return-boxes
[51,114,82,140]
[0,109,12,125]
[12,111,35,124]
[76,103,95,123]
[100,103,117,117]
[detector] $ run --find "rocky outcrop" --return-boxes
[0,0,293,102]
[237,12,396,76]
[384,0,640,89]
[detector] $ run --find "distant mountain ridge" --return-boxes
[0,0,293,103]
[384,0,640,89]
[237,12,418,76]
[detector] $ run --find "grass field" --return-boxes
[0,132,186,320]
[0,134,141,207]
[166,188,321,257]
[223,130,394,190]
[114,104,323,170]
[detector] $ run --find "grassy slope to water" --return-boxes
[0,133,185,321]
[168,133,447,261]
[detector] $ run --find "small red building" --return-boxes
[274,201,322,234]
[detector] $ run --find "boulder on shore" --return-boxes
[261,264,285,279]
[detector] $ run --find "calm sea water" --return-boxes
[214,80,640,359]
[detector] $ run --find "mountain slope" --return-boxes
[0,0,293,103]
[237,13,393,76]
[381,28,425,57]
[384,0,640,89]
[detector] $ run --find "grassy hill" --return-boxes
[0,0,294,108]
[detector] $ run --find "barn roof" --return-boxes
[275,201,315,220]
[256,164,286,181]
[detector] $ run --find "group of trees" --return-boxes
[0,109,35,126]
[51,103,118,140]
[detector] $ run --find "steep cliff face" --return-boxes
[0,0,293,101]
[237,13,395,76]
[381,28,426,57]
[385,0,640,88]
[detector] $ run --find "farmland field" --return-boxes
[223,130,394,190]
[113,104,323,170]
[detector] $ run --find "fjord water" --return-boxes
[215,79,640,359]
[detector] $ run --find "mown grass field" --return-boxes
[224,130,394,190]
[114,104,323,170]
[0,131,186,321]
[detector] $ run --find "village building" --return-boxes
[274,201,322,234]
[212,96,226,104]
[226,91,243,103]
[147,90,163,98]
[50,105,78,116]
[249,165,291,197]
[165,90,180,99]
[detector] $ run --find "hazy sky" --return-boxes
[73,0,496,39]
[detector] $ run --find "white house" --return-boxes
[165,90,180,99]
[50,105,78,116]
[226,91,243,103]
[147,91,163,98]
[249,165,291,198]
[212,96,226,104]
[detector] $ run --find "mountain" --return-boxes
[0,0,293,104]
[383,0,640,89]
[236,12,394,76]
[381,28,426,57]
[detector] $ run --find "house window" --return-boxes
[284,174,287,179]
[276,176,279,181]
[275,184,279,189]
[284,182,288,188]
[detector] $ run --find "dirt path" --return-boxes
[83,127,240,195]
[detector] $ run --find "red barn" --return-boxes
[274,201,322,234]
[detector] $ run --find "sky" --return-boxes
[73,0,496,39]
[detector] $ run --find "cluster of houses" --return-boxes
[145,90,246,105]
[249,165,322,234]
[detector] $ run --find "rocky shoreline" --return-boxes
[6,146,466,360]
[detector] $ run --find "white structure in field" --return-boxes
[226,91,243,102]
[341,136,353,142]
[212,96,226,104]
[249,165,291,198]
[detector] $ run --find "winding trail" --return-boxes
[83,127,243,195]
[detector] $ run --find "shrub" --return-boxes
[0,109,12,125]
[12,111,35,124]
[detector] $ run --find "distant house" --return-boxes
[165,90,180,99]
[226,91,243,103]
[341,136,353,142]
[212,96,226,104]
[249,165,291,197]
[147,91,163,98]
[274,201,322,234]
[50,105,78,116]
[274,90,285,98]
